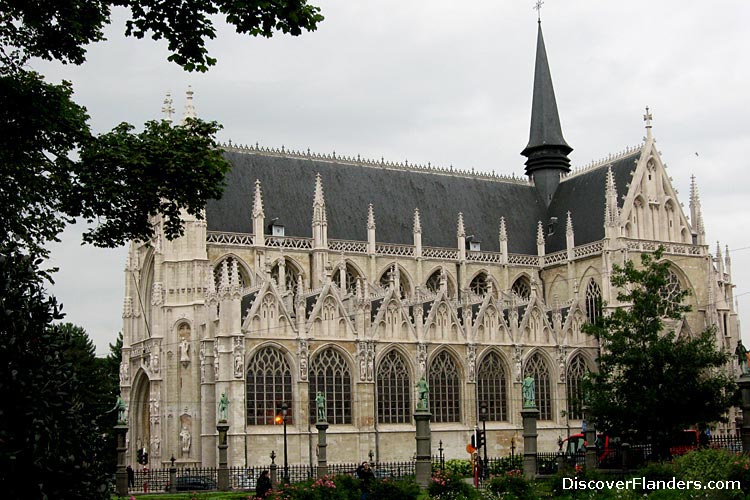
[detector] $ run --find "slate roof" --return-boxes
[545,152,638,253]
[207,151,548,254]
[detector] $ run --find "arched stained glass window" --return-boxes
[377,351,411,423]
[585,279,602,324]
[511,276,531,300]
[378,266,411,298]
[246,347,293,425]
[213,256,248,289]
[429,351,460,423]
[524,352,551,420]
[476,352,507,421]
[566,355,588,420]
[332,263,360,295]
[470,272,489,296]
[309,348,352,424]
[271,258,299,292]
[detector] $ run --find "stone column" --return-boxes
[217,422,230,491]
[521,408,539,479]
[739,374,750,452]
[316,421,329,478]
[414,408,432,487]
[114,424,128,496]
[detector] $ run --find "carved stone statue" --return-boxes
[315,391,326,422]
[180,425,191,454]
[218,392,230,421]
[522,375,535,409]
[180,337,190,363]
[416,377,429,410]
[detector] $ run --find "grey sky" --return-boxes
[39,1,750,355]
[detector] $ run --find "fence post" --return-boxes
[621,443,630,472]
[270,451,278,487]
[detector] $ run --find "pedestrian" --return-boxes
[255,470,272,498]
[355,461,374,500]
[126,464,135,488]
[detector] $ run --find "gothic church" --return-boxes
[119,21,740,467]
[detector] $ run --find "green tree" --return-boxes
[0,1,323,498]
[584,248,737,458]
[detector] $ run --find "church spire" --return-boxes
[521,20,572,205]
[182,86,196,124]
[689,175,705,245]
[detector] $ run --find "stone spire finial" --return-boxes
[220,259,230,291]
[536,221,544,246]
[312,173,327,225]
[643,106,653,141]
[716,241,725,277]
[252,179,264,218]
[413,208,422,234]
[565,211,574,237]
[689,175,705,242]
[565,211,574,253]
[182,86,196,123]
[162,92,175,123]
[725,244,732,280]
[457,212,465,238]
[604,165,620,228]
[367,203,375,230]
[206,264,216,295]
[499,217,508,242]
[230,258,240,289]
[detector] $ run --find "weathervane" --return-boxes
[533,0,544,22]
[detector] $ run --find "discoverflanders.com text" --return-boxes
[562,477,741,492]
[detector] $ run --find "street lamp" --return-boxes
[275,402,289,484]
[479,401,488,479]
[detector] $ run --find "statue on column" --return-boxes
[315,391,327,422]
[113,395,128,424]
[736,341,749,375]
[218,392,230,422]
[416,377,429,411]
[522,375,536,409]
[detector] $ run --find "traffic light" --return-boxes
[470,433,476,448]
[477,430,486,449]
[137,448,143,464]
[143,451,148,465]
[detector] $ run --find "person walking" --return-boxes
[255,470,272,498]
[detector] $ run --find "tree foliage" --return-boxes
[584,248,737,456]
[0,0,323,71]
[0,1,322,498]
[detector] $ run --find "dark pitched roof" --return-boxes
[545,152,638,252]
[207,151,547,254]
[522,23,571,157]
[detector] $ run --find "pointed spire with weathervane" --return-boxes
[689,175,705,245]
[521,2,573,206]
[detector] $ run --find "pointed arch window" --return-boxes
[332,263,360,295]
[659,269,683,316]
[377,351,411,424]
[429,351,461,423]
[378,266,411,298]
[424,269,455,298]
[309,348,352,424]
[213,256,248,289]
[246,347,293,425]
[524,353,551,420]
[511,276,531,300]
[585,279,602,325]
[271,258,300,292]
[566,355,588,420]
[469,272,489,296]
[476,352,507,421]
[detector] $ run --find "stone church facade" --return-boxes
[119,23,740,467]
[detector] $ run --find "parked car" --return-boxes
[560,433,616,465]
[669,429,699,457]
[175,475,217,491]
[234,472,256,489]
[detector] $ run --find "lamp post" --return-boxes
[479,401,488,479]
[281,402,289,484]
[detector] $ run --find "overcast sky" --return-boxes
[37,1,750,355]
